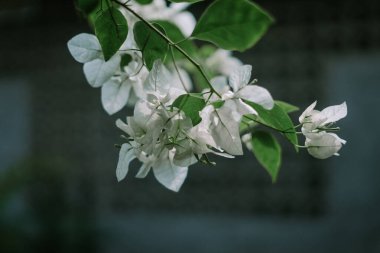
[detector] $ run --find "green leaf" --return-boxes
[246,101,299,151]
[251,131,281,183]
[168,0,204,3]
[172,93,206,125]
[154,20,197,58]
[135,0,153,4]
[275,100,299,114]
[134,21,169,70]
[94,7,128,61]
[192,0,274,51]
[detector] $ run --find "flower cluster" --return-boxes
[67,0,348,191]
[299,101,347,159]
[115,61,273,191]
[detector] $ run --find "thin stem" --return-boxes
[111,0,221,97]
[170,46,189,93]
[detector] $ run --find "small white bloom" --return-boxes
[305,133,346,159]
[121,0,196,37]
[205,49,242,76]
[299,101,347,139]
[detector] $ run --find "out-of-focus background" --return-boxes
[1,0,379,252]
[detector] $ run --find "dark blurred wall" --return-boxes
[0,0,379,252]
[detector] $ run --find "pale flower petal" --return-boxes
[320,102,347,124]
[171,12,196,37]
[236,85,274,110]
[299,101,317,123]
[229,65,252,92]
[153,149,188,192]
[83,55,121,87]
[101,78,132,115]
[211,106,244,155]
[67,33,101,63]
[305,133,345,159]
[116,143,136,181]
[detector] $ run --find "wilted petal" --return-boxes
[67,33,101,63]
[101,78,132,115]
[236,85,274,110]
[229,65,252,92]
[83,54,121,87]
[116,143,136,181]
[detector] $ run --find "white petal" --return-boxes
[172,67,193,92]
[170,2,190,11]
[236,85,274,110]
[172,12,196,37]
[67,33,101,63]
[83,55,121,87]
[144,60,172,94]
[228,65,252,92]
[241,133,253,151]
[101,78,132,115]
[135,162,152,178]
[320,102,347,124]
[115,118,133,136]
[210,76,229,94]
[153,149,188,192]
[299,101,317,123]
[116,143,136,181]
[212,106,243,155]
[305,133,344,159]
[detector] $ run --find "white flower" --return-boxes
[305,133,346,159]
[68,33,148,114]
[121,0,196,37]
[101,60,149,115]
[143,60,189,106]
[199,65,274,155]
[205,49,242,76]
[299,101,347,139]
[299,101,348,159]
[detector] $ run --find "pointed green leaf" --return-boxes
[251,131,281,183]
[275,100,299,114]
[172,93,206,125]
[134,21,169,70]
[192,0,274,51]
[246,101,299,150]
[94,7,128,61]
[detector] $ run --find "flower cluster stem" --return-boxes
[112,0,221,97]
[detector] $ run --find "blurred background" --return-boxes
[1,0,379,252]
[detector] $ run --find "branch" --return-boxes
[111,0,221,97]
